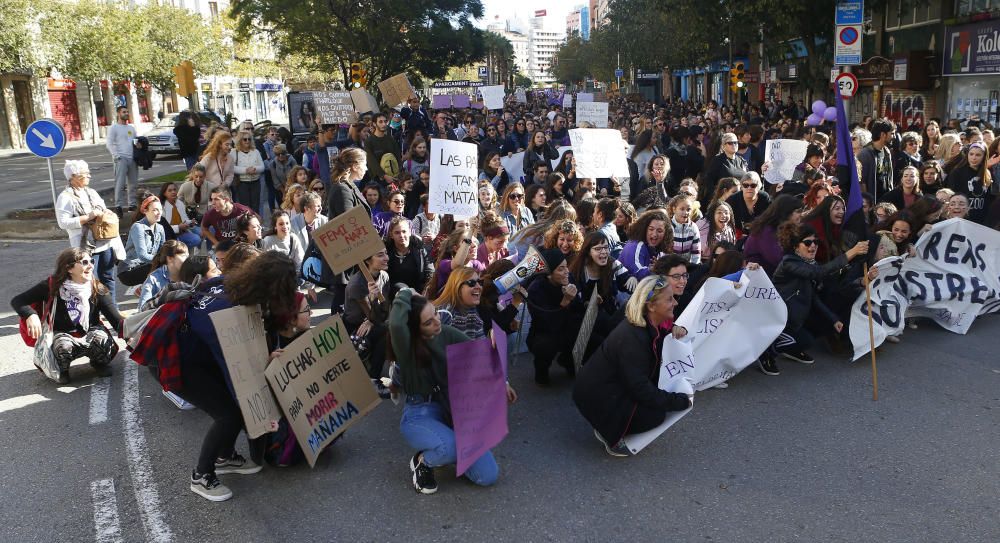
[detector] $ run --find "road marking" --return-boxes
[90,478,123,543]
[122,362,174,543]
[89,377,111,425]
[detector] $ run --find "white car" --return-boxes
[144,114,181,157]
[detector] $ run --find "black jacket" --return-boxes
[173,124,201,156]
[385,236,433,294]
[573,321,690,444]
[772,253,846,331]
[525,276,584,342]
[12,279,123,335]
[703,153,748,207]
[327,179,372,220]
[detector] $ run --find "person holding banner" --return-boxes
[572,275,692,457]
[569,232,633,353]
[388,288,501,493]
[480,152,511,192]
[526,249,586,385]
[177,252,299,501]
[766,223,870,374]
[523,131,558,181]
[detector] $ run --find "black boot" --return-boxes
[557,353,576,378]
[534,365,550,386]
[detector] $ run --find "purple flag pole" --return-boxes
[835,90,868,239]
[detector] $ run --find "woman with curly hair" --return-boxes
[619,209,673,279]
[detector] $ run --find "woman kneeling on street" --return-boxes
[573,275,692,457]
[13,247,123,384]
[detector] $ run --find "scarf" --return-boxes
[60,279,93,330]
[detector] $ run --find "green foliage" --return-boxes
[0,0,39,73]
[229,0,488,89]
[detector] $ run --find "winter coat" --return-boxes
[772,253,846,331]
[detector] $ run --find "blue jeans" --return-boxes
[93,247,116,302]
[177,230,201,251]
[399,397,498,486]
[113,156,138,208]
[183,154,198,171]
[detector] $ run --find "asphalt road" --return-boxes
[0,144,186,216]
[0,240,997,542]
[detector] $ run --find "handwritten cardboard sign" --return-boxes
[312,205,384,274]
[378,73,416,108]
[429,139,479,218]
[313,91,357,124]
[350,89,379,114]
[209,305,281,439]
[569,128,630,178]
[763,139,809,184]
[265,314,381,467]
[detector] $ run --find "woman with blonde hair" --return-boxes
[281,184,305,221]
[229,130,264,212]
[284,165,310,192]
[499,182,534,235]
[572,275,691,456]
[198,131,235,190]
[936,133,963,173]
[542,219,584,260]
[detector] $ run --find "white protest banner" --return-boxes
[849,219,1000,361]
[209,305,281,438]
[515,89,527,104]
[500,151,526,182]
[562,94,573,108]
[265,315,381,467]
[577,93,593,103]
[621,337,695,454]
[572,287,600,368]
[576,102,609,128]
[313,91,358,124]
[429,139,479,218]
[569,129,630,179]
[551,146,572,169]
[673,267,787,390]
[350,89,379,114]
[480,85,505,110]
[763,139,809,184]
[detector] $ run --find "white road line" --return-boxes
[90,478,123,543]
[89,377,110,425]
[122,362,174,543]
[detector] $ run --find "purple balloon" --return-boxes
[812,100,827,116]
[806,113,822,126]
[823,106,837,122]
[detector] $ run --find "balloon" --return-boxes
[806,113,822,126]
[823,106,837,122]
[812,100,827,116]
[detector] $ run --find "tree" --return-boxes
[230,0,488,93]
[483,32,514,87]
[130,3,225,98]
[0,0,40,74]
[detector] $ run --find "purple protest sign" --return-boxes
[432,95,451,109]
[446,328,508,476]
[452,95,471,108]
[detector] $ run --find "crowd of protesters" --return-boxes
[12,88,999,500]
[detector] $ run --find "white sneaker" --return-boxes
[162,390,195,410]
[190,470,232,502]
[214,453,262,475]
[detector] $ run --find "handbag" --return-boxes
[123,307,159,349]
[19,277,52,347]
[32,292,60,381]
[90,211,120,240]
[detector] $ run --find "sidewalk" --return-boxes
[0,138,107,160]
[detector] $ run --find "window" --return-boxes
[208,1,218,19]
[955,0,996,16]
[885,0,941,29]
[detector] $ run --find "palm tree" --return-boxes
[483,32,515,87]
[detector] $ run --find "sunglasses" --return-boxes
[724,141,738,146]
[462,279,484,287]
[742,183,758,189]
[241,138,252,142]
[390,199,405,205]
[76,258,93,266]
[508,193,525,200]
[646,277,668,301]
[800,239,818,247]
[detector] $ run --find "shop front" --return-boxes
[943,18,1000,125]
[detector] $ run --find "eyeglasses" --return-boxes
[591,245,610,254]
[800,239,818,247]
[666,272,690,280]
[742,183,758,189]
[508,193,524,200]
[462,279,484,287]
[298,306,312,314]
[646,277,668,301]
[390,199,405,205]
[76,258,93,266]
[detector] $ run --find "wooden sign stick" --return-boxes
[862,264,879,401]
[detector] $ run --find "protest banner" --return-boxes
[265,315,381,467]
[572,288,600,368]
[849,219,1000,361]
[350,89,379,114]
[446,323,509,476]
[493,245,546,294]
[515,88,527,104]
[480,85,505,110]
[763,139,809,184]
[209,305,281,439]
[577,93,593,103]
[313,91,357,124]
[499,151,526,182]
[377,73,415,108]
[621,337,695,454]
[569,129,630,179]
[452,95,471,108]
[429,139,479,218]
[673,267,787,390]
[432,95,452,109]
[576,102,609,128]
[311,205,384,275]
[562,94,573,108]
[551,146,572,169]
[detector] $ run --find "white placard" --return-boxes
[429,139,479,218]
[562,94,573,108]
[763,139,809,184]
[480,85,505,110]
[500,151,526,182]
[569,129,629,178]
[576,93,593,103]
[576,102,609,128]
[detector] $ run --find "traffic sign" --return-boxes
[478,66,488,78]
[835,72,859,99]
[835,0,864,25]
[615,69,624,78]
[834,24,863,65]
[25,118,66,159]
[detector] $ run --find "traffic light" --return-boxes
[359,67,368,88]
[173,60,195,96]
[729,62,745,93]
[350,62,363,88]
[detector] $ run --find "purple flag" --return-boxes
[446,327,509,476]
[432,95,451,109]
[835,90,868,240]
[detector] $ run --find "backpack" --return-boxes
[301,239,336,288]
[19,277,53,347]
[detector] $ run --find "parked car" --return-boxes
[144,110,224,159]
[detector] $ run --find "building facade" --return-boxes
[528,17,567,85]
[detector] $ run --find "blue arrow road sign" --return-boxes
[25,118,67,159]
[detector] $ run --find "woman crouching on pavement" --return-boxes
[388,287,511,494]
[178,251,298,501]
[572,275,692,457]
[13,247,123,384]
